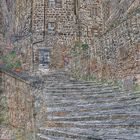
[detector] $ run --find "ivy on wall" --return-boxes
[1,50,22,72]
[70,41,89,57]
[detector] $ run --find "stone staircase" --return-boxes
[37,70,140,140]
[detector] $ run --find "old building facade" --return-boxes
[0,0,139,84]
[9,0,102,71]
[32,0,78,69]
[0,0,140,140]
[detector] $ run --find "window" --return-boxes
[90,7,99,17]
[56,0,62,8]
[48,0,55,8]
[48,22,55,34]
[39,50,50,68]
[94,7,98,16]
[48,0,62,8]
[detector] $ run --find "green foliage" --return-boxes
[5,61,21,70]
[133,83,140,91]
[1,51,16,65]
[70,48,79,57]
[14,60,21,68]
[71,69,123,89]
[1,51,22,70]
[74,41,82,48]
[81,43,89,50]
[9,51,16,57]
[5,63,15,69]
[81,74,97,82]
[70,41,89,57]
[71,68,81,79]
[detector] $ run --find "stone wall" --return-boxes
[94,0,140,84]
[24,0,78,70]
[1,0,139,83]
[0,0,33,72]
[1,69,36,140]
[70,0,102,75]
[44,0,78,69]
[32,0,45,43]
[10,0,103,71]
[14,0,31,39]
[0,6,4,34]
[13,37,33,72]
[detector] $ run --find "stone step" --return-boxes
[39,128,102,140]
[47,107,140,119]
[48,113,140,122]
[45,90,121,100]
[45,91,118,100]
[44,82,101,88]
[103,134,140,140]
[45,82,118,88]
[101,129,140,140]
[45,90,119,98]
[45,89,140,97]
[44,120,140,129]
[47,96,140,110]
[44,81,112,86]
[39,127,140,140]
[45,80,101,85]
[46,83,103,88]
[37,134,76,140]
[38,71,140,140]
[46,94,140,107]
[47,102,140,113]
[44,82,118,90]
[45,91,139,102]
[44,90,118,95]
[46,85,119,90]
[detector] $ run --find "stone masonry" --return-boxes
[0,0,139,81]
[96,0,140,84]
[0,66,45,140]
[0,1,140,140]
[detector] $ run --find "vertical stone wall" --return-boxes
[44,0,78,69]
[13,37,33,72]
[1,70,35,140]
[0,6,4,34]
[32,0,45,43]
[2,0,139,82]
[14,0,31,38]
[6,0,103,71]
[4,0,33,72]
[64,0,103,76]
[95,0,140,83]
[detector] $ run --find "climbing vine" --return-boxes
[1,50,22,72]
[70,41,89,57]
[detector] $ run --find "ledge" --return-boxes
[0,64,43,88]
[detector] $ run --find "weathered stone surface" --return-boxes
[0,1,140,140]
[0,67,44,140]
[97,0,140,84]
[36,70,140,140]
